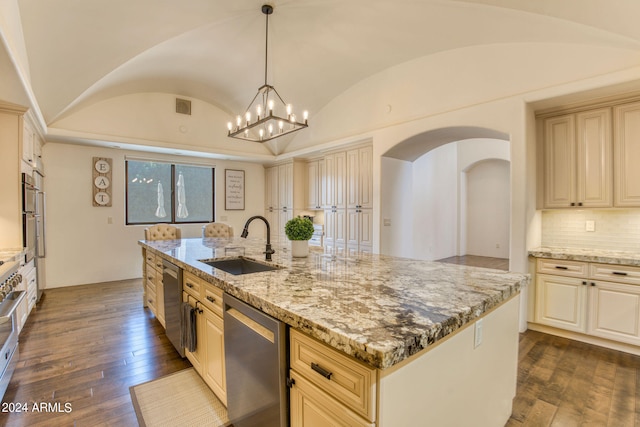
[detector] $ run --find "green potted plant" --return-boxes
[284,216,315,257]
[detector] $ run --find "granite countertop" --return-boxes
[529,247,640,266]
[140,237,528,370]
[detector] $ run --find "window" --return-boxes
[126,160,214,225]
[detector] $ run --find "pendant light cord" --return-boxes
[264,8,269,86]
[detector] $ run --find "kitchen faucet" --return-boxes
[240,215,275,261]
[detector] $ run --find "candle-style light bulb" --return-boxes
[268,123,273,135]
[236,115,242,127]
[286,104,292,117]
[268,99,274,113]
[290,114,296,123]
[303,110,309,122]
[245,112,251,123]
[278,120,284,132]
[256,104,262,119]
[259,128,264,140]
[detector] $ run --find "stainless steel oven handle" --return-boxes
[0,291,26,323]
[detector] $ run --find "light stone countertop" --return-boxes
[140,237,528,370]
[529,247,640,266]
[0,248,25,263]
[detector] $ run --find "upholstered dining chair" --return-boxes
[144,224,182,240]
[202,222,233,238]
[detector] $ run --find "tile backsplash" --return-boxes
[541,209,640,252]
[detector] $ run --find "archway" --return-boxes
[380,127,510,267]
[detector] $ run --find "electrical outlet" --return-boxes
[107,216,113,224]
[586,220,595,232]
[496,243,500,249]
[474,319,483,348]
[383,218,391,226]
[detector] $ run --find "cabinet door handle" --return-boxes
[613,271,628,276]
[206,296,215,303]
[570,202,575,206]
[577,202,583,207]
[582,281,587,286]
[555,266,568,270]
[311,362,333,380]
[591,282,596,286]
[185,282,194,288]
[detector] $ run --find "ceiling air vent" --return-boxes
[176,98,191,115]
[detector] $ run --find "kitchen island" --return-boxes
[140,237,528,426]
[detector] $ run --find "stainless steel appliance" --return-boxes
[34,169,46,301]
[162,260,184,357]
[21,174,37,264]
[224,294,287,427]
[0,260,26,400]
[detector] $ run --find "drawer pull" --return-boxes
[311,362,333,380]
[555,266,568,270]
[582,281,587,286]
[206,296,215,303]
[186,282,194,288]
[613,271,628,276]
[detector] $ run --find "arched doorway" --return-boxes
[380,127,510,268]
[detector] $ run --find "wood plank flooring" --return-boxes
[437,254,510,271]
[3,277,640,426]
[507,330,640,426]
[0,279,190,427]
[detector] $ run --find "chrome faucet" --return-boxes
[240,215,276,261]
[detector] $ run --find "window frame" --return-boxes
[125,159,215,225]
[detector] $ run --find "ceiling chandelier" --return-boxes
[227,4,308,143]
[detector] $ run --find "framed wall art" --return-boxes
[225,169,245,210]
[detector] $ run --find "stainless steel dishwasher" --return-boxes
[162,259,184,357]
[224,293,287,427]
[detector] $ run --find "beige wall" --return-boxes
[43,142,265,288]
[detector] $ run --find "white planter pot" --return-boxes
[291,240,309,257]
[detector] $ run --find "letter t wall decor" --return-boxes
[93,157,113,207]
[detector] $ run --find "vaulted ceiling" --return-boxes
[4,0,640,156]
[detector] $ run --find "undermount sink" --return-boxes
[200,257,283,275]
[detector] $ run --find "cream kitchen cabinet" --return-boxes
[183,291,204,374]
[613,101,640,207]
[182,271,227,405]
[542,108,612,208]
[534,258,640,346]
[289,329,376,427]
[306,159,325,210]
[324,208,347,255]
[346,146,373,210]
[21,119,35,167]
[143,251,165,327]
[264,160,305,240]
[347,208,373,255]
[324,152,347,210]
[535,273,587,333]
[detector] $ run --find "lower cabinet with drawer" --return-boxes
[182,271,227,406]
[534,258,640,346]
[289,329,376,427]
[143,249,165,327]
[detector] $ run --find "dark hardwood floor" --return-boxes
[507,330,640,426]
[437,254,510,271]
[3,276,639,426]
[0,279,190,427]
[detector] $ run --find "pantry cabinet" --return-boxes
[613,101,640,207]
[542,108,612,208]
[534,258,640,346]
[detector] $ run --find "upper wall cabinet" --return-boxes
[542,108,612,209]
[346,146,373,210]
[614,101,640,207]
